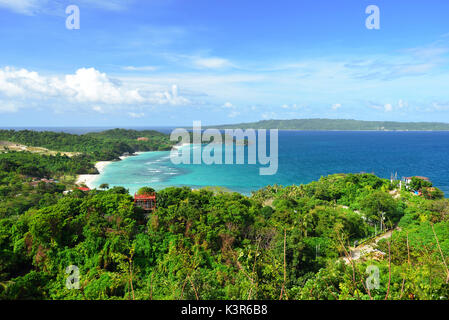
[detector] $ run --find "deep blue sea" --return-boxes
[4,127,448,196]
[88,130,449,196]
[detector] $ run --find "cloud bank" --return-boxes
[0,67,189,113]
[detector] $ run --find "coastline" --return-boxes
[75,151,149,189]
[76,161,112,189]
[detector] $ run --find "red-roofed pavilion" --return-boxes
[134,192,156,211]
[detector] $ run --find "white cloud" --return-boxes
[332,103,342,110]
[368,104,383,111]
[123,66,158,72]
[398,99,409,109]
[280,104,303,110]
[151,84,189,106]
[193,57,232,69]
[0,0,131,15]
[0,0,43,15]
[384,104,393,112]
[61,68,145,104]
[405,46,449,59]
[432,103,449,111]
[0,67,190,113]
[222,102,234,108]
[370,100,413,113]
[92,105,104,113]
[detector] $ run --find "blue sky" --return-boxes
[1,0,449,126]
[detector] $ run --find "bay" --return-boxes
[93,131,449,196]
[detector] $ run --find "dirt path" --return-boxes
[343,229,394,264]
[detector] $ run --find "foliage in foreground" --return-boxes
[0,165,448,299]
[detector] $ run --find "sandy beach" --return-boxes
[75,161,112,189]
[75,152,147,189]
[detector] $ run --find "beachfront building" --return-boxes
[134,192,156,211]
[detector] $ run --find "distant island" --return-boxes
[209,119,449,131]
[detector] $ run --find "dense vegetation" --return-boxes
[211,119,449,131]
[1,150,448,300]
[0,129,175,161]
[0,152,97,178]
[0,151,97,219]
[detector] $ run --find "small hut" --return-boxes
[134,192,156,211]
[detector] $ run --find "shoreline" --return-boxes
[75,151,152,189]
[75,161,112,189]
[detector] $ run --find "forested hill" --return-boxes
[0,129,175,161]
[209,119,449,131]
[1,170,448,300]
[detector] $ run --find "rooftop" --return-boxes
[134,193,156,200]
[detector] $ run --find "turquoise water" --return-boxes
[93,131,449,196]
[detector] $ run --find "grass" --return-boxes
[0,141,81,157]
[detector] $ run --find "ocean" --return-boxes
[88,130,449,196]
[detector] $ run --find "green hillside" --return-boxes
[0,129,175,161]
